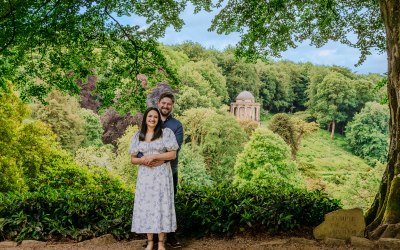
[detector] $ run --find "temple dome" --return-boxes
[236,91,255,101]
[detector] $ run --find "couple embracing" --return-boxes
[129,92,183,250]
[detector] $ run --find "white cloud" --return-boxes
[118,5,387,75]
[317,49,336,57]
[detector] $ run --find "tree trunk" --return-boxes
[330,120,335,139]
[365,0,400,239]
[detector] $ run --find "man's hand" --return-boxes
[147,160,165,167]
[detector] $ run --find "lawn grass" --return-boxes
[261,116,380,211]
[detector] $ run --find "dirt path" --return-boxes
[0,235,372,250]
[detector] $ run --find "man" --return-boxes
[141,92,183,248]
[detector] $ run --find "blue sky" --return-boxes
[125,5,387,75]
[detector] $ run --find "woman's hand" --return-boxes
[141,155,157,166]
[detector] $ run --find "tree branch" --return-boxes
[0,0,16,53]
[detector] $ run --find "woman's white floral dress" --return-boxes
[129,128,179,233]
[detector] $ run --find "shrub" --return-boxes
[75,145,115,169]
[111,125,139,190]
[178,144,213,188]
[0,187,133,241]
[176,184,341,235]
[0,183,340,241]
[234,127,304,190]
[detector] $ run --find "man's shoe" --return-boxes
[166,233,182,248]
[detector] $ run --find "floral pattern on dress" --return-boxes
[129,128,179,233]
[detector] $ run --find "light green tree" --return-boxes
[234,127,304,190]
[0,80,29,192]
[32,90,85,153]
[179,108,247,183]
[0,80,69,192]
[346,102,389,165]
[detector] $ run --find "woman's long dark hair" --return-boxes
[139,107,163,141]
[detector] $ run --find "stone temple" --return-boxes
[230,91,261,123]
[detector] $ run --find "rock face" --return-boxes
[313,208,365,240]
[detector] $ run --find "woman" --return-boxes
[129,107,178,250]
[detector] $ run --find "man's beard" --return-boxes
[160,108,171,117]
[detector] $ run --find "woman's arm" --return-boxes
[142,151,176,165]
[131,155,145,165]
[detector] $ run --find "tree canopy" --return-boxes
[0,0,212,109]
[210,0,385,64]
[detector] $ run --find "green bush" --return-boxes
[0,188,133,241]
[234,127,304,190]
[176,184,341,235]
[179,144,213,188]
[111,125,139,190]
[0,162,132,241]
[0,183,340,241]
[75,145,115,169]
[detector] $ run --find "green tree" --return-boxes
[32,90,85,153]
[174,85,213,115]
[79,108,104,148]
[179,108,248,183]
[254,60,294,112]
[208,0,399,237]
[172,41,217,63]
[0,80,29,192]
[269,113,319,160]
[307,72,356,138]
[346,102,389,165]
[215,51,261,101]
[0,80,70,192]
[233,127,304,190]
[0,1,214,110]
[178,60,227,110]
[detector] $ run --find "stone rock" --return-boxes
[323,237,347,246]
[19,240,47,247]
[0,241,17,248]
[350,236,375,248]
[313,208,365,240]
[378,238,400,249]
